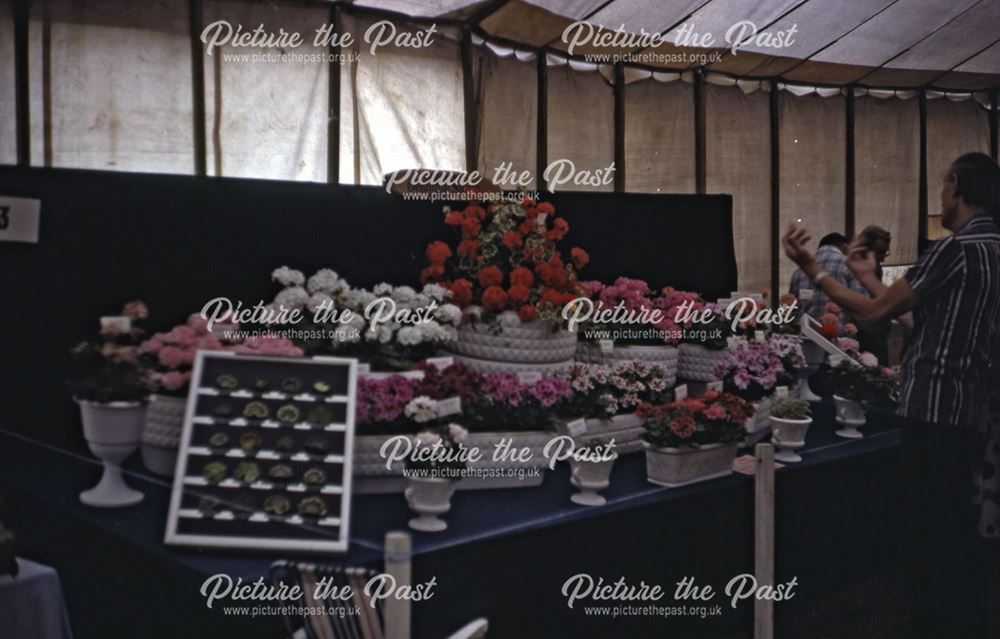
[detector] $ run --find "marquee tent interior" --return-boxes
[1,0,998,291]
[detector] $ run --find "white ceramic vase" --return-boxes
[405,477,457,532]
[770,416,812,463]
[141,394,186,476]
[569,453,618,506]
[77,399,147,507]
[833,395,866,439]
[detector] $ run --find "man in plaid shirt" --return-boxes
[788,232,868,328]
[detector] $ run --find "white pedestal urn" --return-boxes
[643,442,738,488]
[833,395,866,439]
[569,453,618,506]
[140,394,186,476]
[677,343,728,382]
[770,416,812,463]
[77,399,147,507]
[405,477,457,532]
[797,340,824,401]
[447,311,576,373]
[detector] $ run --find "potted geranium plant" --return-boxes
[68,301,150,507]
[138,313,302,476]
[638,390,752,487]
[769,397,813,463]
[421,199,588,370]
[829,348,898,438]
[404,423,469,532]
[555,361,673,452]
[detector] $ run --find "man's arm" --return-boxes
[782,226,917,324]
[844,239,915,330]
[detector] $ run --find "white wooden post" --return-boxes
[384,531,412,639]
[754,443,775,639]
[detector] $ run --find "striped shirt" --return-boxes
[900,215,1000,426]
[790,245,869,328]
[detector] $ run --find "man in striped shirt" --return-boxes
[782,152,1000,639]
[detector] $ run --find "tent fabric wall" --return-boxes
[340,12,465,185]
[855,94,920,266]
[26,0,194,174]
[546,63,614,192]
[624,78,696,194]
[705,83,771,293]
[0,0,15,165]
[473,47,538,188]
[778,90,847,292]
[925,97,991,217]
[203,0,328,182]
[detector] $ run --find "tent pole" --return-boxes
[991,89,998,162]
[918,90,928,246]
[614,63,625,193]
[188,0,207,177]
[13,0,29,167]
[536,55,548,193]
[694,70,706,194]
[327,4,341,184]
[461,28,478,175]
[845,86,856,239]
[770,79,780,300]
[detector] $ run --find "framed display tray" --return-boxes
[165,351,358,553]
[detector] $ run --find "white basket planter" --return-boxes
[574,344,678,385]
[448,314,577,364]
[555,413,646,454]
[447,354,573,375]
[353,430,552,493]
[141,394,186,476]
[743,396,773,444]
[644,442,738,487]
[677,343,728,382]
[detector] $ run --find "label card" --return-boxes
[829,354,845,367]
[517,371,543,384]
[598,339,614,353]
[674,384,688,400]
[357,363,371,376]
[707,380,724,392]
[100,316,132,332]
[425,356,454,369]
[0,196,41,244]
[436,396,462,417]
[754,330,765,342]
[567,418,587,437]
[775,386,789,398]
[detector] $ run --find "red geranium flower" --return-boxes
[444,211,464,226]
[501,231,523,250]
[457,238,479,259]
[482,286,509,312]
[517,304,536,322]
[426,241,452,266]
[478,265,504,288]
[570,247,589,268]
[508,284,530,305]
[537,202,555,215]
[448,279,474,307]
[510,267,535,288]
[419,264,444,283]
[460,217,481,238]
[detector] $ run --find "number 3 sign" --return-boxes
[0,197,41,243]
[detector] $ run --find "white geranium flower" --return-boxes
[498,310,521,328]
[859,352,879,367]
[306,269,340,294]
[373,282,393,296]
[447,423,468,443]
[397,326,424,346]
[274,286,309,310]
[307,292,334,313]
[434,304,463,326]
[422,283,450,302]
[272,266,305,287]
[406,396,439,424]
[394,286,417,304]
[415,430,442,447]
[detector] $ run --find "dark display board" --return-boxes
[165,352,357,552]
[0,166,736,446]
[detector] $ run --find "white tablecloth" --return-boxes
[0,558,74,639]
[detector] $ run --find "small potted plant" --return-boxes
[68,302,150,507]
[829,352,898,439]
[404,423,469,533]
[568,438,618,506]
[769,397,813,463]
[637,390,751,487]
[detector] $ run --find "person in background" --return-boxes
[782,151,1000,639]
[855,225,893,364]
[788,232,867,328]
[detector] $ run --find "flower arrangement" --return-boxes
[829,349,898,406]
[578,278,702,345]
[715,334,805,402]
[68,302,150,404]
[770,397,812,420]
[637,390,752,449]
[406,423,470,479]
[267,266,463,369]
[557,361,674,419]
[421,199,588,325]
[473,373,573,431]
[139,313,302,396]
